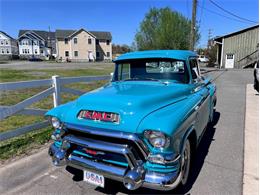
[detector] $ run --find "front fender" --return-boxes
[45,101,76,120]
[136,94,200,154]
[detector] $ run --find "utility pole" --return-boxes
[190,0,197,51]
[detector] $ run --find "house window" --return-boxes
[6,49,9,54]
[96,51,100,58]
[106,52,110,57]
[65,38,68,44]
[96,40,99,44]
[65,51,69,57]
[25,49,27,54]
[1,49,4,54]
[106,40,110,45]
[5,40,8,45]
[1,41,3,45]
[88,38,92,44]
[35,49,37,54]
[74,38,77,44]
[74,51,78,57]
[40,49,43,54]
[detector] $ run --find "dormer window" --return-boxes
[106,40,110,45]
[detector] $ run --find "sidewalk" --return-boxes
[243,84,259,195]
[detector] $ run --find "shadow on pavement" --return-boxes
[66,111,220,195]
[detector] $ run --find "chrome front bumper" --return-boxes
[49,135,182,191]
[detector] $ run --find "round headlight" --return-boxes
[51,117,61,129]
[144,130,170,148]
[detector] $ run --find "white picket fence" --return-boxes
[0,75,110,141]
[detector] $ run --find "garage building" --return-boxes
[214,25,259,69]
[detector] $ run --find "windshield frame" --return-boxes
[112,58,190,84]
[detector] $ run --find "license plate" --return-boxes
[84,170,104,188]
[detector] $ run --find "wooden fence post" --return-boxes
[52,75,61,107]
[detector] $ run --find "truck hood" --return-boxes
[52,81,192,133]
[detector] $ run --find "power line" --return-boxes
[198,0,205,26]
[199,0,205,24]
[186,0,190,18]
[208,0,258,24]
[197,3,255,24]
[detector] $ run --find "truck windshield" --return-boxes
[113,58,189,83]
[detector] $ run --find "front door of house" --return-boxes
[88,51,94,62]
[225,54,235,68]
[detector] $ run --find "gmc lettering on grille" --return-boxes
[78,110,120,123]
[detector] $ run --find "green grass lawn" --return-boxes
[0,66,113,161]
[0,66,113,82]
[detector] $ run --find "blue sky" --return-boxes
[0,0,258,48]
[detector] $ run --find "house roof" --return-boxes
[56,29,112,40]
[89,31,112,40]
[55,29,76,39]
[214,25,259,41]
[18,30,56,41]
[0,31,15,40]
[114,50,197,62]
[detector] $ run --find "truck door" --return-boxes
[189,58,210,137]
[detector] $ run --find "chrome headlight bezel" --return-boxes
[50,116,62,129]
[144,130,170,149]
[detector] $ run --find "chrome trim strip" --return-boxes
[148,153,181,164]
[68,155,126,180]
[64,123,149,158]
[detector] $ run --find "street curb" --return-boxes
[243,84,259,195]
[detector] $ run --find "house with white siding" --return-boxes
[18,30,56,59]
[0,31,19,60]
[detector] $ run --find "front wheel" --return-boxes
[180,139,191,186]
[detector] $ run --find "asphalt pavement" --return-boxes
[0,69,255,195]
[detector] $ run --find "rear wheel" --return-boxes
[180,139,191,186]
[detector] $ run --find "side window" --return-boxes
[117,64,130,81]
[189,59,200,80]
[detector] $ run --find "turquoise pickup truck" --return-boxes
[46,50,217,191]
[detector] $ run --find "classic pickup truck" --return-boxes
[46,50,217,191]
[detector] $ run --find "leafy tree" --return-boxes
[207,45,218,66]
[112,44,131,54]
[135,7,200,50]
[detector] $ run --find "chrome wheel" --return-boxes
[181,140,191,185]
